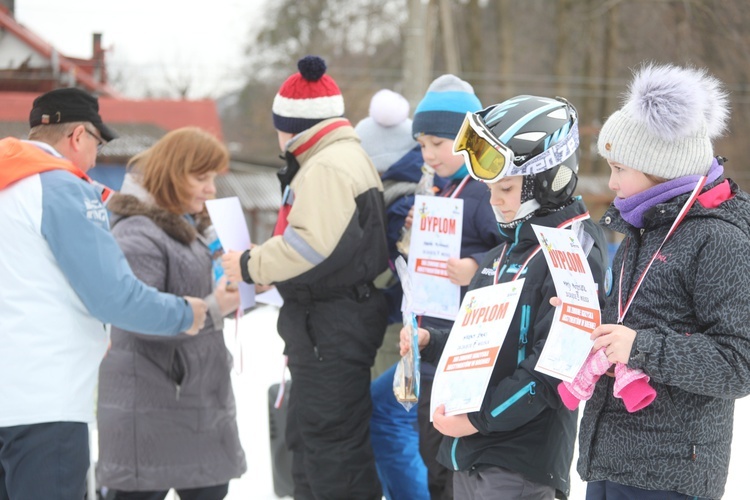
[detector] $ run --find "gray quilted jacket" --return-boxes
[578,178,750,499]
[96,177,246,491]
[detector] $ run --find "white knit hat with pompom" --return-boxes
[355,89,417,173]
[597,63,730,179]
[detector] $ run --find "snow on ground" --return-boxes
[223,305,291,500]
[224,305,750,500]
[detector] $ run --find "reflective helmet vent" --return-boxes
[551,166,573,191]
[548,108,569,120]
[515,131,546,142]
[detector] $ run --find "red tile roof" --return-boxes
[0,91,34,120]
[0,92,223,140]
[99,97,223,140]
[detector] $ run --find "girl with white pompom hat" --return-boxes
[578,63,750,500]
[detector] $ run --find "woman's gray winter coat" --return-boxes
[96,179,246,491]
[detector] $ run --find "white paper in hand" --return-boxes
[205,197,255,310]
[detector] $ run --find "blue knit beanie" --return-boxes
[412,74,482,139]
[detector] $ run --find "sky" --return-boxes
[13,0,267,98]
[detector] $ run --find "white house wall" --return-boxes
[0,31,48,68]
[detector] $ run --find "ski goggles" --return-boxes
[453,111,514,183]
[454,109,579,183]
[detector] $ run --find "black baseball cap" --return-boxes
[29,88,118,142]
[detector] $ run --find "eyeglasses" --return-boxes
[84,128,107,153]
[68,125,107,153]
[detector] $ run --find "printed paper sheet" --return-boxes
[531,224,600,382]
[408,195,463,320]
[431,279,524,417]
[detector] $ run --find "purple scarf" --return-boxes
[614,159,723,228]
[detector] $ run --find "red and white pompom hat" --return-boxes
[272,55,345,134]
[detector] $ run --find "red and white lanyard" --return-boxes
[617,177,707,323]
[493,211,591,284]
[442,175,471,199]
[493,244,510,284]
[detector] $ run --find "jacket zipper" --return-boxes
[517,305,530,366]
[451,382,538,469]
[168,347,185,400]
[305,308,322,361]
[451,437,460,470]
[490,381,536,418]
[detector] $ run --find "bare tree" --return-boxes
[403,0,430,107]
[227,0,750,185]
[554,0,574,99]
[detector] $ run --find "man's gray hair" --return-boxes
[28,121,88,143]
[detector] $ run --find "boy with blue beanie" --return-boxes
[409,74,503,500]
[412,74,484,140]
[355,89,432,500]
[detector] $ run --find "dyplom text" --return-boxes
[420,215,457,235]
[461,301,510,327]
[549,249,585,273]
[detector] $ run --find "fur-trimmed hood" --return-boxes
[108,174,210,245]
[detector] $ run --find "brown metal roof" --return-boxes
[0,120,26,139]
[216,163,282,212]
[95,123,167,159]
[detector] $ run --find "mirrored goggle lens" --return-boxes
[454,115,511,182]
